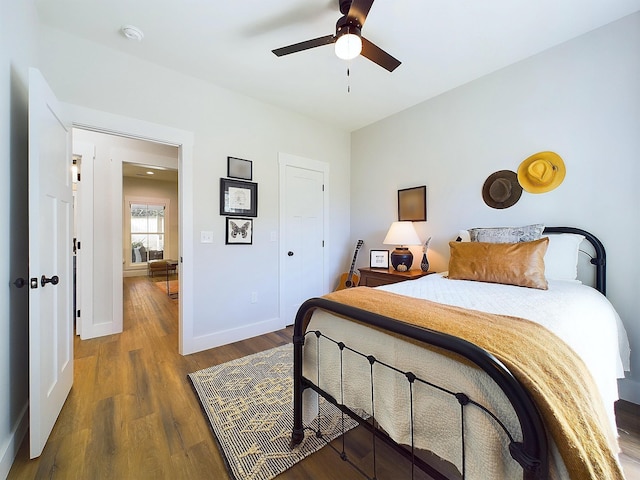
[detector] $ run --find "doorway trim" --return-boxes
[65,103,195,355]
[278,152,330,327]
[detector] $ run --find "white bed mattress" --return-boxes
[302,274,630,479]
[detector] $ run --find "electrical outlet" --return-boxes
[251,292,258,303]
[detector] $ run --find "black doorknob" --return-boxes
[12,278,26,288]
[41,275,59,287]
[287,251,294,256]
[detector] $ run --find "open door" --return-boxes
[28,68,74,458]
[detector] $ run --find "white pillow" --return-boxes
[457,230,471,242]
[543,233,584,281]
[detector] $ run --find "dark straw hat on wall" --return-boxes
[482,170,523,209]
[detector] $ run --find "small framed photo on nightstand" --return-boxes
[369,250,389,269]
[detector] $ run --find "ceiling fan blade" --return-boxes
[361,37,401,72]
[244,1,335,37]
[272,35,335,57]
[347,0,374,28]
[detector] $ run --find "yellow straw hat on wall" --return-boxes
[517,151,566,193]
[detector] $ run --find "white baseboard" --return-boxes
[123,269,147,278]
[618,377,640,405]
[184,317,284,355]
[0,403,28,479]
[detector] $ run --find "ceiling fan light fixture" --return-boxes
[335,27,362,60]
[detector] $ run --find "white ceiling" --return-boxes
[36,0,640,131]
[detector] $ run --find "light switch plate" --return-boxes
[201,231,213,243]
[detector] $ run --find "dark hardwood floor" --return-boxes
[7,276,640,479]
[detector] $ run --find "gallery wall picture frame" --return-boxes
[220,178,258,217]
[398,185,427,221]
[369,249,389,269]
[226,217,253,245]
[227,156,253,180]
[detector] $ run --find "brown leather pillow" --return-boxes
[448,237,549,289]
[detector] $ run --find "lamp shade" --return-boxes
[383,221,421,271]
[383,221,421,246]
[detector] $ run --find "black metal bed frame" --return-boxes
[290,227,606,479]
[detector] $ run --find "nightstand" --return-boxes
[357,267,434,287]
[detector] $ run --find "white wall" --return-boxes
[351,13,640,403]
[38,27,352,349]
[0,0,38,475]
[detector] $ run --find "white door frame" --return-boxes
[73,142,94,337]
[278,152,330,327]
[65,103,196,354]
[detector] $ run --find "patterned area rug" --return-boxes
[150,278,178,297]
[188,344,358,480]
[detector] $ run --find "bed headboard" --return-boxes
[543,227,606,296]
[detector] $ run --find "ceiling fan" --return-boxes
[272,0,401,72]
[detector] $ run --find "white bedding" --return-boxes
[380,273,631,432]
[302,274,630,479]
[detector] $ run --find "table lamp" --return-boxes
[383,221,421,271]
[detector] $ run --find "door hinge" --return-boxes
[77,310,81,318]
[322,184,325,192]
[322,240,325,247]
[77,241,81,250]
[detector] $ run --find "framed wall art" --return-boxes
[398,185,427,221]
[369,249,389,269]
[227,156,253,180]
[220,178,258,217]
[226,217,253,245]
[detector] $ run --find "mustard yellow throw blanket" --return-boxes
[323,287,623,480]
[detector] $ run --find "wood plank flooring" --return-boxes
[8,276,640,479]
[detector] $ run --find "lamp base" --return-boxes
[390,247,413,271]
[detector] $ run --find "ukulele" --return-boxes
[335,240,364,291]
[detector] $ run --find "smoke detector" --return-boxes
[121,25,144,41]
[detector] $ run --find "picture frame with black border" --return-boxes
[226,217,253,245]
[227,156,253,180]
[369,249,389,269]
[398,185,427,221]
[220,178,258,217]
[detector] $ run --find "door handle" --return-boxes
[287,251,294,256]
[41,275,59,287]
[12,278,26,288]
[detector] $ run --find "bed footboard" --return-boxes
[290,297,549,480]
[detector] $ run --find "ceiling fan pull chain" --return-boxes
[347,67,350,93]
